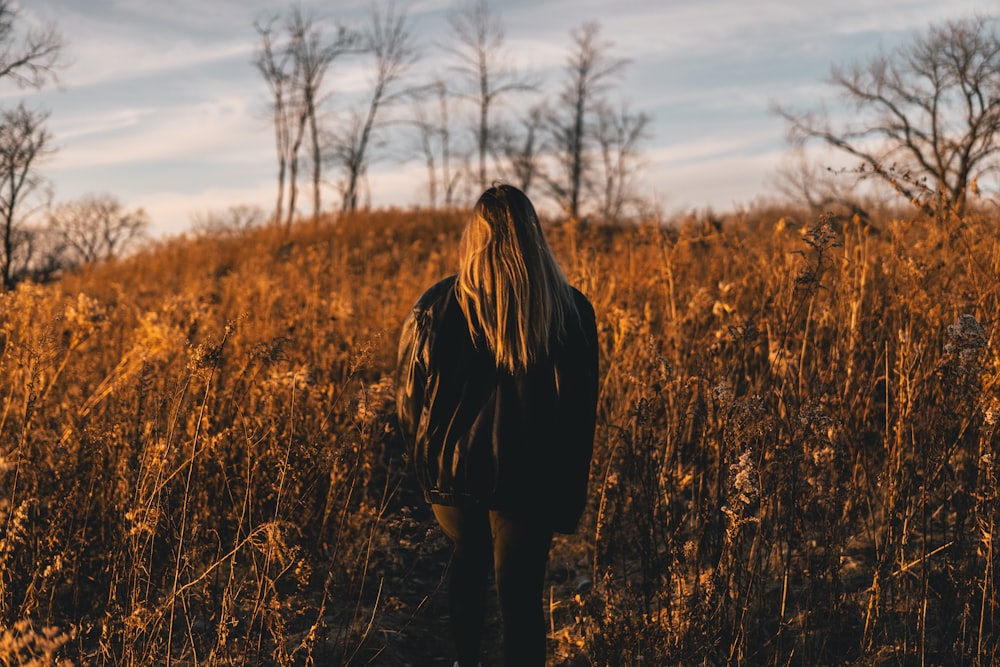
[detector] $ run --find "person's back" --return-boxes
[396,184,598,666]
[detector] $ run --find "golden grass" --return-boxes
[0,203,997,665]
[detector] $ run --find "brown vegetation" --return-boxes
[0,204,997,665]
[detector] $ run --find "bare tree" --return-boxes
[47,193,148,266]
[412,87,441,207]
[191,204,267,237]
[13,222,62,283]
[254,16,296,226]
[770,148,875,222]
[777,14,1000,221]
[544,22,627,221]
[444,0,533,190]
[0,1,64,88]
[0,104,50,290]
[433,79,462,207]
[499,103,546,194]
[330,1,417,213]
[254,9,354,227]
[595,100,650,221]
[0,2,63,289]
[287,8,355,220]
[410,79,463,207]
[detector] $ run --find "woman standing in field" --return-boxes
[396,184,599,667]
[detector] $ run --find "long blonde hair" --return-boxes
[456,184,575,372]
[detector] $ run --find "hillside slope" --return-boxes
[1,206,998,665]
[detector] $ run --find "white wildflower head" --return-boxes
[942,313,989,385]
[730,449,758,507]
[713,380,734,403]
[945,313,987,354]
[187,340,224,372]
[722,449,761,539]
[986,405,999,427]
[797,401,837,442]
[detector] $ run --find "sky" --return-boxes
[12,0,1000,237]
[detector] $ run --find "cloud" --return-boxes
[139,182,277,236]
[61,30,254,91]
[25,1,255,88]
[656,148,792,212]
[48,93,264,170]
[20,0,1000,236]
[49,107,158,143]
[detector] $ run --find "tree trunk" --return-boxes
[308,96,322,220]
[479,91,488,189]
[343,82,383,213]
[569,87,586,220]
[274,154,286,226]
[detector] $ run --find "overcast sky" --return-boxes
[13,0,999,236]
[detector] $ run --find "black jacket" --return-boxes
[395,275,599,534]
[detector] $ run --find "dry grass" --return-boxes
[0,203,997,666]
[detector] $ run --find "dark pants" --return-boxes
[431,504,554,667]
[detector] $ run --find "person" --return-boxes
[396,184,599,667]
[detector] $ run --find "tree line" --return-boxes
[1,3,998,290]
[776,13,1000,223]
[256,4,1000,232]
[0,2,147,290]
[253,0,651,227]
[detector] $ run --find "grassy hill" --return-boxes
[0,205,997,665]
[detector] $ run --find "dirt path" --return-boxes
[342,474,582,666]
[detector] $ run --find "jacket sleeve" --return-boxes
[551,293,600,533]
[395,308,426,449]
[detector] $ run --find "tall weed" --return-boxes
[0,205,997,665]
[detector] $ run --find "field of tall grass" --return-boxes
[0,202,997,665]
